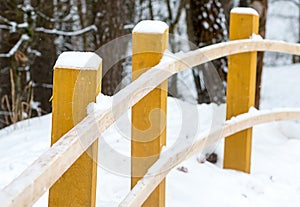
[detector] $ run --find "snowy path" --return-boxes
[0,65,300,206]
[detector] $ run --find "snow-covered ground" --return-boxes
[0,64,299,206]
[265,0,299,65]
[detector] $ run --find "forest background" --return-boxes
[1,0,295,128]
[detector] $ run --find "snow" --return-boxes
[87,93,113,113]
[0,34,30,58]
[0,64,300,206]
[250,34,263,40]
[231,7,259,16]
[132,20,168,34]
[54,51,102,70]
[260,64,300,140]
[0,114,51,189]
[35,25,97,36]
[202,21,209,29]
[1,2,300,205]
[265,0,298,65]
[260,65,300,109]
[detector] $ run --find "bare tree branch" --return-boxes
[168,0,186,34]
[173,0,186,28]
[0,15,13,25]
[0,15,30,33]
[148,0,154,19]
[0,24,11,30]
[36,10,74,23]
[166,0,173,21]
[0,34,29,58]
[34,25,97,36]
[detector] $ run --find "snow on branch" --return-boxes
[0,34,30,58]
[36,10,73,23]
[0,15,29,32]
[0,25,11,30]
[35,25,97,36]
[0,15,13,25]
[27,47,41,57]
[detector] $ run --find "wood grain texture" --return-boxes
[1,39,300,207]
[119,109,300,207]
[131,21,168,207]
[224,9,259,173]
[48,63,102,207]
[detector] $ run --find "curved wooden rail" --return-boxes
[119,108,300,207]
[1,39,300,206]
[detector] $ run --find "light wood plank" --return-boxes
[1,39,300,207]
[119,109,300,207]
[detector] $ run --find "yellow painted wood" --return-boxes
[49,60,101,206]
[131,22,168,207]
[121,108,300,206]
[4,38,300,207]
[224,9,259,173]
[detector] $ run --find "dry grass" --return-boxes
[0,69,34,126]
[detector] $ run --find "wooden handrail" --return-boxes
[119,108,300,206]
[1,39,300,206]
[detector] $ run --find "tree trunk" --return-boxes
[0,1,13,127]
[186,0,228,104]
[248,0,268,108]
[239,0,250,6]
[31,0,56,114]
[292,0,300,63]
[0,0,30,127]
[166,0,186,99]
[94,0,130,95]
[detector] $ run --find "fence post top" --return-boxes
[132,20,168,34]
[231,7,259,16]
[54,51,102,70]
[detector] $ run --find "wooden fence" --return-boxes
[1,7,300,207]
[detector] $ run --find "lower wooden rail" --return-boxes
[119,109,300,207]
[1,39,300,206]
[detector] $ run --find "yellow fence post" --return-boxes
[224,8,259,173]
[49,52,102,206]
[131,20,168,207]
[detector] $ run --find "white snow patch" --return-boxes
[231,7,259,16]
[0,34,30,58]
[54,52,102,70]
[250,34,263,40]
[203,21,209,29]
[260,64,300,140]
[87,93,113,114]
[132,20,168,34]
[1,49,300,207]
[159,50,178,64]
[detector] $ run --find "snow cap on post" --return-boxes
[54,51,102,70]
[224,7,259,174]
[231,7,259,16]
[131,20,169,207]
[49,50,102,206]
[132,20,169,55]
[133,20,168,34]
